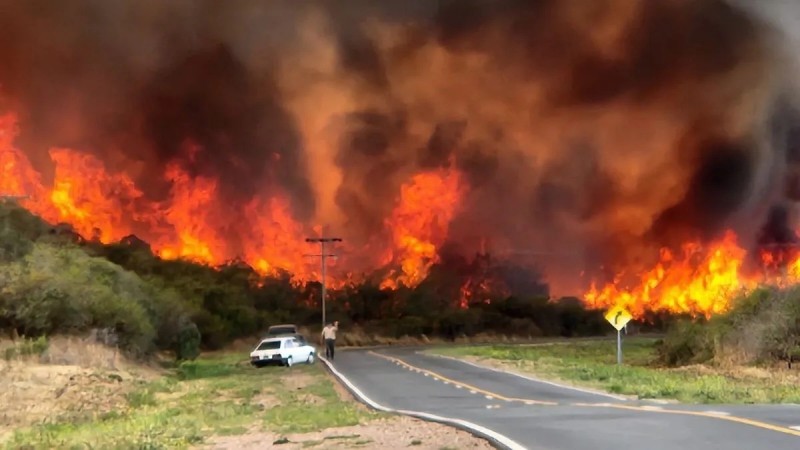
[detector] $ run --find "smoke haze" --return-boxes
[0,0,797,294]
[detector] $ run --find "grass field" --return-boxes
[429,338,800,404]
[4,353,380,449]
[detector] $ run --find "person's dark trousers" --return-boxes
[325,338,335,360]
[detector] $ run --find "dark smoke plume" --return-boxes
[0,0,797,293]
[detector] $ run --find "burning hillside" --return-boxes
[1,0,800,317]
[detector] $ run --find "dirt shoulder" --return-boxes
[0,337,159,442]
[2,337,492,450]
[205,415,492,450]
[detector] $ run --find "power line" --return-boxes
[305,237,342,329]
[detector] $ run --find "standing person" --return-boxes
[321,321,339,361]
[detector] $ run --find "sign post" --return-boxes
[604,306,633,366]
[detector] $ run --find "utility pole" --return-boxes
[305,237,342,329]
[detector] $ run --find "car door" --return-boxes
[297,338,313,362]
[285,338,302,361]
[294,336,311,361]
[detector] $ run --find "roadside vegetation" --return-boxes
[431,337,800,404]
[432,338,800,403]
[350,280,800,405]
[658,286,800,368]
[431,283,800,404]
[2,343,379,449]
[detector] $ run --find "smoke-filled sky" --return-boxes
[0,0,798,293]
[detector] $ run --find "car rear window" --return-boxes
[256,340,281,350]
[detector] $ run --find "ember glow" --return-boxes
[1,0,800,317]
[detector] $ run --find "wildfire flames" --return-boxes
[0,112,462,286]
[1,0,800,319]
[380,168,464,290]
[584,231,786,318]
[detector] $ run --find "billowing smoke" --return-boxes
[0,0,796,294]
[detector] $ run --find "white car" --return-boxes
[249,335,316,368]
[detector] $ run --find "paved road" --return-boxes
[321,348,800,450]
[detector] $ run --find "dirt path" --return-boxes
[205,360,494,450]
[205,415,494,450]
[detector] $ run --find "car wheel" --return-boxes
[307,352,315,365]
[285,356,293,368]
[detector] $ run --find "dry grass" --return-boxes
[228,325,548,353]
[2,335,492,450]
[2,335,164,373]
[670,362,800,385]
[3,350,375,448]
[37,336,122,368]
[0,336,161,443]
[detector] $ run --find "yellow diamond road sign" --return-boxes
[604,306,633,331]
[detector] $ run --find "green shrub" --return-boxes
[126,387,157,408]
[659,286,800,366]
[438,308,481,339]
[0,243,156,355]
[175,320,202,361]
[3,335,49,360]
[658,319,713,366]
[390,316,430,338]
[508,318,543,337]
[176,358,237,380]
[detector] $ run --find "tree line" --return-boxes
[4,203,791,367]
[0,203,613,359]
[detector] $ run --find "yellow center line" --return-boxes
[368,351,800,438]
[572,403,800,438]
[368,351,557,406]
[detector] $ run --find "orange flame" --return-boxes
[380,167,464,289]
[158,160,223,263]
[48,148,146,243]
[0,113,316,278]
[583,230,778,318]
[245,196,314,279]
[0,112,468,290]
[6,110,799,316]
[0,113,47,203]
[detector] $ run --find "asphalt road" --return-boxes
[320,348,800,450]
